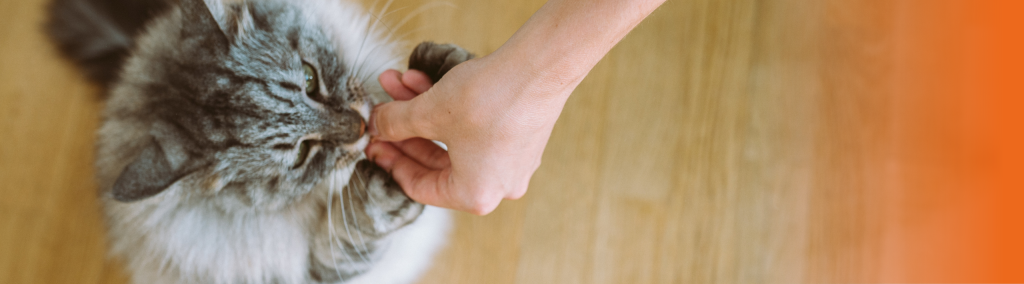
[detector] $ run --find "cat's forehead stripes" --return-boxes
[219,1,354,108]
[108,0,393,209]
[82,0,444,281]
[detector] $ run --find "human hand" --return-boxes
[365,0,665,215]
[365,55,568,215]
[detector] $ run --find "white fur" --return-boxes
[347,206,452,284]
[100,0,449,283]
[108,172,451,284]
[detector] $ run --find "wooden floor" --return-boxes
[0,0,898,283]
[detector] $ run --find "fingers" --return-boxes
[365,141,452,208]
[505,184,527,200]
[379,69,417,100]
[372,70,439,142]
[389,156,500,215]
[365,141,408,173]
[369,68,508,216]
[401,69,434,93]
[379,69,434,101]
[391,138,451,170]
[366,141,502,215]
[369,99,436,141]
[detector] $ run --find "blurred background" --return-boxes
[1,0,1021,283]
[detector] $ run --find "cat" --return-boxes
[46,0,474,283]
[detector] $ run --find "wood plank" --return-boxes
[0,0,896,283]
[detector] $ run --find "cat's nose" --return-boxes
[326,110,366,144]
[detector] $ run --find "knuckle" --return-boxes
[466,190,501,216]
[468,203,497,216]
[505,186,527,200]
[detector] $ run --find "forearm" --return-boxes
[491,0,665,99]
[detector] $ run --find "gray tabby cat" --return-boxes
[47,0,474,283]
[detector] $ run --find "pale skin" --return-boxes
[365,0,667,215]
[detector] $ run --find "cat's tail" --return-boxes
[45,0,171,85]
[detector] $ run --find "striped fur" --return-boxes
[46,0,470,283]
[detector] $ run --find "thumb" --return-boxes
[369,99,437,142]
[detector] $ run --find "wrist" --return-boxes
[488,0,664,100]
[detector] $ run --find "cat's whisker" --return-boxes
[354,44,398,84]
[360,56,406,87]
[353,25,414,76]
[353,0,384,78]
[347,16,369,81]
[349,11,375,81]
[325,176,347,281]
[368,0,398,36]
[351,0,397,81]
[392,26,432,45]
[372,4,411,21]
[362,0,390,30]
[378,6,412,22]
[372,0,398,41]
[352,3,446,82]
[353,5,411,75]
[349,171,379,249]
[354,161,378,206]
[342,183,374,264]
[352,186,377,268]
[354,23,437,87]
[352,39,395,86]
[67,0,464,280]
[352,43,384,80]
[352,2,455,88]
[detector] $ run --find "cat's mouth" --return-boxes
[290,77,373,170]
[292,134,369,171]
[347,79,374,154]
[337,100,373,164]
[291,98,371,170]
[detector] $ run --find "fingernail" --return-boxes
[368,107,380,137]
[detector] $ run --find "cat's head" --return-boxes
[108,0,396,209]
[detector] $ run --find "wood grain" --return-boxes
[0,0,894,283]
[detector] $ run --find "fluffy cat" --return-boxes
[46,0,474,283]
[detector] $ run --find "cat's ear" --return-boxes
[112,121,200,202]
[111,138,186,202]
[179,0,229,51]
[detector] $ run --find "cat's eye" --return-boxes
[292,140,313,168]
[302,63,319,96]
